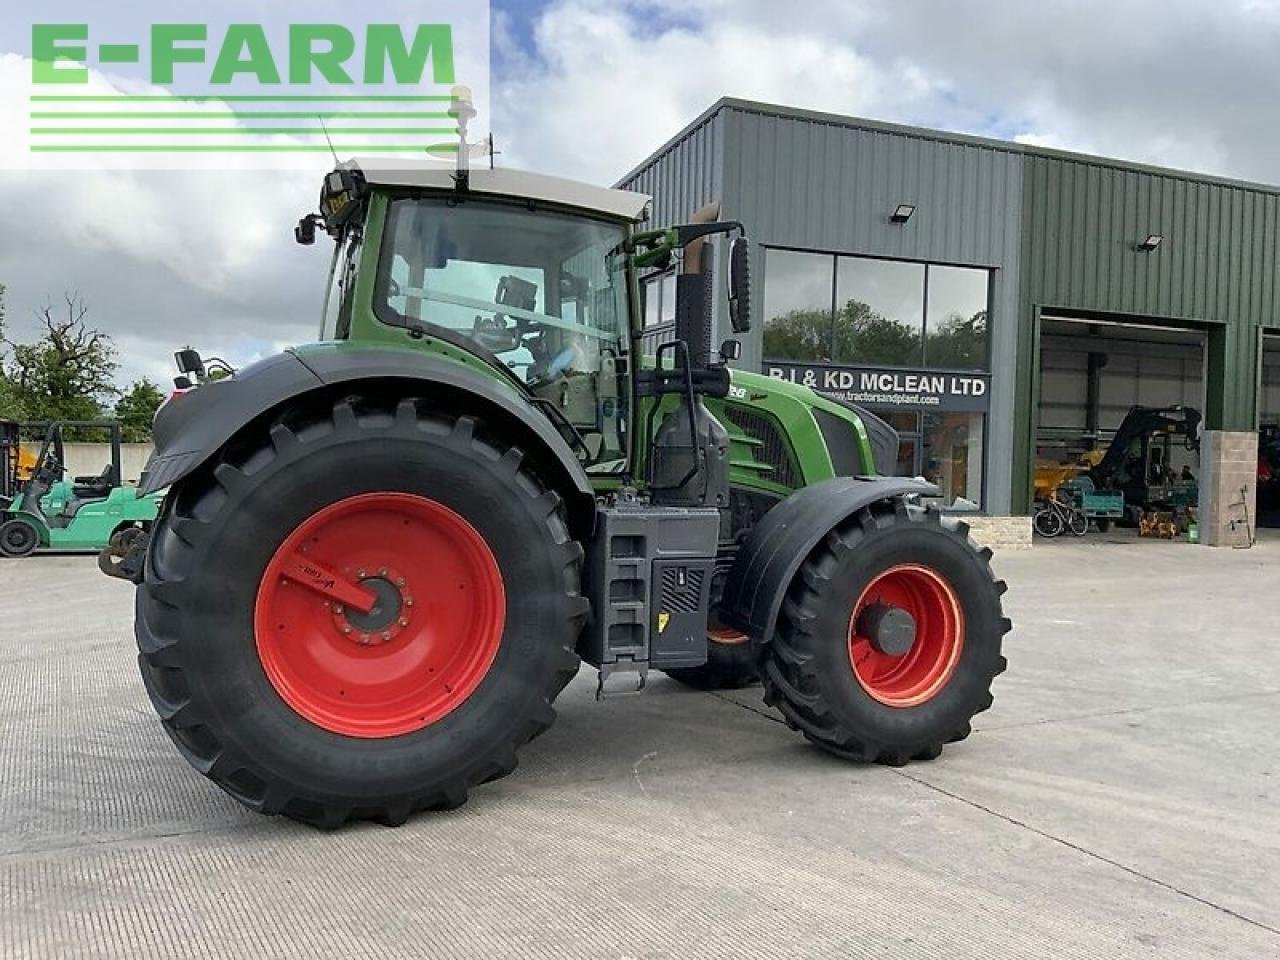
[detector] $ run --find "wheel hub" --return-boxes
[856,603,917,657]
[330,568,411,645]
[847,564,964,708]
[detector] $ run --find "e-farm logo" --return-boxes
[28,21,467,156]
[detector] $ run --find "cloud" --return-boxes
[492,1,940,184]
[494,0,1280,186]
[6,0,1280,393]
[0,162,326,388]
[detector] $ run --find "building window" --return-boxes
[925,265,989,371]
[761,249,836,361]
[762,249,992,509]
[762,249,990,371]
[921,412,984,509]
[833,257,925,366]
[642,270,677,328]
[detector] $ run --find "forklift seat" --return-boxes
[72,464,114,500]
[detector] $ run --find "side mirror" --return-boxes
[294,214,319,246]
[728,236,751,333]
[174,348,205,377]
[719,338,742,363]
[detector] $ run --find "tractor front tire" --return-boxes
[136,394,586,828]
[761,502,1009,765]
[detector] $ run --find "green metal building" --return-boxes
[619,98,1279,526]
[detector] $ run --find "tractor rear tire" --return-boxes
[760,501,1009,765]
[664,629,758,689]
[135,393,586,828]
[0,517,39,558]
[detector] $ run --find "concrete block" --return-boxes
[961,515,1032,551]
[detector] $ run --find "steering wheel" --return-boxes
[471,313,518,353]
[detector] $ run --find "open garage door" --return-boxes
[1260,333,1280,528]
[1036,316,1205,540]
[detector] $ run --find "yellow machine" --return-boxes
[16,445,36,481]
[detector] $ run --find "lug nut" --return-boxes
[341,625,352,634]
[382,632,391,641]
[357,569,367,578]
[395,577,405,587]
[398,618,408,627]
[379,568,388,576]
[405,598,414,607]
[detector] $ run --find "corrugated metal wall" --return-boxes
[1020,156,1280,327]
[722,104,1025,513]
[722,106,1024,272]
[618,108,726,355]
[1012,154,1280,509]
[618,109,724,229]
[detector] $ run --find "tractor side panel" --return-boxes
[719,476,940,645]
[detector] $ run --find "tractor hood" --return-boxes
[727,367,901,479]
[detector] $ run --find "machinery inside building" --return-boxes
[1036,317,1206,536]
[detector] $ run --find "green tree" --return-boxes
[1,294,118,422]
[763,300,926,366]
[762,307,833,361]
[926,309,988,369]
[114,378,165,442]
[834,299,921,366]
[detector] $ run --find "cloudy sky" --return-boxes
[3,0,1280,389]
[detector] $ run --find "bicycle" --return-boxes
[1033,494,1089,538]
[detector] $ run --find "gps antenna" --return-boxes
[317,116,339,165]
[449,85,477,193]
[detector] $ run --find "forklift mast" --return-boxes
[0,421,20,505]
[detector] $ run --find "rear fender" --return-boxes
[718,476,939,645]
[142,347,596,533]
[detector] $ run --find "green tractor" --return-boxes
[101,107,1009,828]
[0,419,161,558]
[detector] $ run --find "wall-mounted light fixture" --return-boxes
[1137,234,1163,252]
[890,203,916,224]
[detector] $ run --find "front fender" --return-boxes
[718,475,939,645]
[141,347,595,528]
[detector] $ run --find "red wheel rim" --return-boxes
[254,492,505,738]
[847,564,963,708]
[708,625,749,645]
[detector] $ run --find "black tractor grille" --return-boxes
[660,566,706,613]
[720,405,800,488]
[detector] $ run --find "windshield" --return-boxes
[374,197,632,471]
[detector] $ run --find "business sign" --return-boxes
[766,361,991,412]
[2,2,489,169]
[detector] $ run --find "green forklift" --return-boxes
[0,419,162,558]
[98,91,1009,828]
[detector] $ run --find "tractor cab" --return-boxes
[318,159,645,471]
[301,153,750,481]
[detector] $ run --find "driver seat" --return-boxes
[72,464,115,500]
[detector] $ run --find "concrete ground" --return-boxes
[1,537,1277,959]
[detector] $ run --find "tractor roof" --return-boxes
[343,157,652,223]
